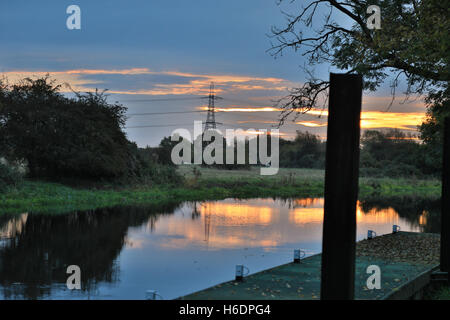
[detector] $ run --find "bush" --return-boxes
[0,77,136,180]
[359,129,428,178]
[136,163,183,186]
[279,131,326,169]
[0,162,22,192]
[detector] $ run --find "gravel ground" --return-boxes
[356,232,440,265]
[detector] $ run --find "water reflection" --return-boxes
[0,196,440,300]
[0,204,179,299]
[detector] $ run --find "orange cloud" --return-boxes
[296,109,424,131]
[1,68,293,96]
[64,68,151,75]
[360,111,425,130]
[199,104,424,131]
[296,121,327,128]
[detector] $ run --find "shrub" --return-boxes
[0,77,136,180]
[136,163,183,186]
[0,162,22,192]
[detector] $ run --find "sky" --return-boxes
[0,0,428,147]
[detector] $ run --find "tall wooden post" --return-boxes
[441,117,450,273]
[320,73,362,300]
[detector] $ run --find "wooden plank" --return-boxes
[441,117,450,274]
[320,73,362,300]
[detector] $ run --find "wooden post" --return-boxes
[441,117,450,274]
[320,73,362,300]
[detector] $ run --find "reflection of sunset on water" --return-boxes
[134,198,424,251]
[199,201,274,226]
[355,203,424,239]
[293,198,324,208]
[149,199,282,250]
[0,213,28,238]
[419,211,429,226]
[289,207,323,225]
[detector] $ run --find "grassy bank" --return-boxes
[0,166,442,215]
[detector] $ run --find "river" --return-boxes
[0,196,440,299]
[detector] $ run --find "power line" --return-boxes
[126,123,196,129]
[118,97,204,103]
[117,96,271,106]
[222,97,276,107]
[125,108,279,117]
[127,110,208,116]
[126,123,278,130]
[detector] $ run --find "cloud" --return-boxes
[296,121,327,128]
[362,95,427,113]
[1,68,294,96]
[360,111,425,130]
[295,110,425,131]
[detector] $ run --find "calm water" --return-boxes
[0,197,440,300]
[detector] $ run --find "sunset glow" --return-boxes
[1,69,427,145]
[296,121,327,128]
[360,111,425,130]
[296,110,425,131]
[135,198,424,250]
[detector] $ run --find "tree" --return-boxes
[359,129,424,176]
[418,87,450,173]
[0,77,140,180]
[279,131,325,168]
[157,136,181,166]
[269,0,449,123]
[0,162,22,192]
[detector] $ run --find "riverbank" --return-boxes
[0,167,442,215]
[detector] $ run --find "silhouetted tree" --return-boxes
[270,0,448,123]
[279,131,325,168]
[0,77,141,180]
[360,129,424,177]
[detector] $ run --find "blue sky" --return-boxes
[1,1,306,76]
[0,0,426,146]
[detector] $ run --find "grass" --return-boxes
[0,166,442,215]
[424,285,450,300]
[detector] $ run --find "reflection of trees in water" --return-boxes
[0,202,180,299]
[276,197,325,209]
[359,195,441,233]
[277,198,296,209]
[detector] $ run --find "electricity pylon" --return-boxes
[204,82,222,132]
